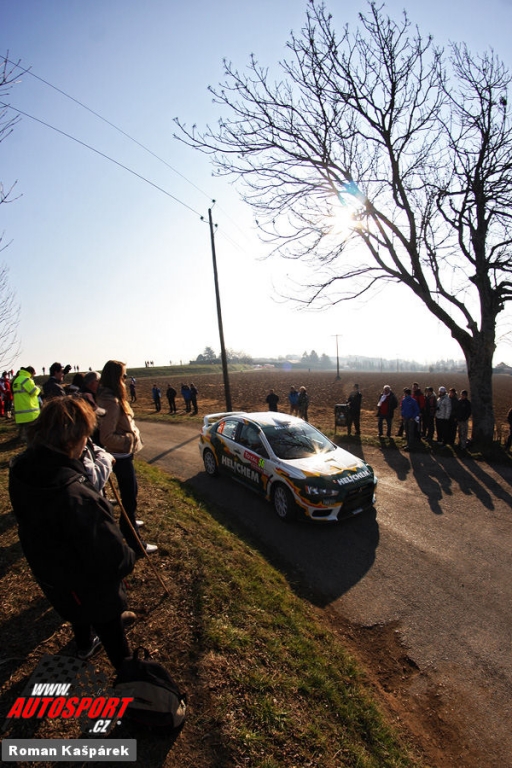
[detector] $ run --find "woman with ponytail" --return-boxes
[97,360,157,556]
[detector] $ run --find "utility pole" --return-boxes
[332,334,342,380]
[208,207,232,411]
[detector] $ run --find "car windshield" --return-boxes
[262,422,335,460]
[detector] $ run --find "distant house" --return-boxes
[494,362,512,375]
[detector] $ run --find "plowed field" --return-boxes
[134,369,512,440]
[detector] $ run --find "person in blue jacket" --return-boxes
[288,386,299,415]
[400,388,420,450]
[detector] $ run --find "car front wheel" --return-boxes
[272,484,297,522]
[203,448,218,477]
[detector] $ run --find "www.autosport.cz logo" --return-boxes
[6,684,133,734]
[2,654,132,737]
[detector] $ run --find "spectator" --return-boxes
[395,387,409,437]
[346,383,362,436]
[446,388,459,445]
[12,366,41,441]
[456,390,472,450]
[166,384,177,413]
[377,385,398,438]
[436,386,451,445]
[71,373,85,393]
[288,386,299,416]
[78,371,104,447]
[43,362,72,400]
[97,360,157,557]
[0,371,13,419]
[9,396,135,667]
[266,388,279,412]
[190,383,198,415]
[506,407,512,452]
[82,370,101,406]
[298,386,309,421]
[129,377,137,403]
[81,438,115,494]
[423,386,437,441]
[181,384,192,413]
[401,388,420,450]
[412,382,426,438]
[152,384,161,412]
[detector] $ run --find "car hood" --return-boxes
[281,446,370,478]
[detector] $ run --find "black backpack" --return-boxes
[114,647,187,729]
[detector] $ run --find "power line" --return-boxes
[8,58,254,245]
[1,101,203,218]
[8,58,213,203]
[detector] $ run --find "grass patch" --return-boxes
[0,421,423,767]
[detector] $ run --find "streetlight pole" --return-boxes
[208,207,232,411]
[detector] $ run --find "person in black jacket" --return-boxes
[346,383,362,436]
[166,384,177,413]
[42,362,72,399]
[506,407,512,451]
[266,388,279,412]
[9,396,135,668]
[455,389,472,450]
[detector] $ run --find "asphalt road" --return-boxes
[139,420,512,767]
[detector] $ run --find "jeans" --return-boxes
[458,420,469,449]
[404,417,417,446]
[378,415,393,437]
[112,455,143,553]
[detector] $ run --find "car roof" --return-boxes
[205,411,305,428]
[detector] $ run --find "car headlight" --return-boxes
[304,485,338,498]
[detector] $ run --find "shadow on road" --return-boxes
[408,447,512,513]
[351,439,512,515]
[185,471,379,608]
[144,434,199,465]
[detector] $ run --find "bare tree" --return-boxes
[0,54,21,200]
[0,54,22,368]
[176,1,512,447]
[0,264,20,368]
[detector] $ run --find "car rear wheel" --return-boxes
[272,484,297,522]
[203,448,218,477]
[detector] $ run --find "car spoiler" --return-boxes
[202,411,246,428]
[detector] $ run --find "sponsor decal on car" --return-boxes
[221,455,261,484]
[335,469,372,485]
[243,450,266,470]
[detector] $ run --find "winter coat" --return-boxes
[266,392,280,412]
[9,445,135,624]
[455,398,472,422]
[96,387,142,456]
[425,393,437,416]
[288,390,299,407]
[401,395,420,420]
[42,376,66,400]
[348,390,362,414]
[436,394,452,420]
[377,391,398,417]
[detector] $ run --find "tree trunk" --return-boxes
[464,341,496,449]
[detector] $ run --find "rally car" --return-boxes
[199,411,377,522]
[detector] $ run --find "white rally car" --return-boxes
[199,411,377,522]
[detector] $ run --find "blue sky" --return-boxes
[2,0,512,372]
